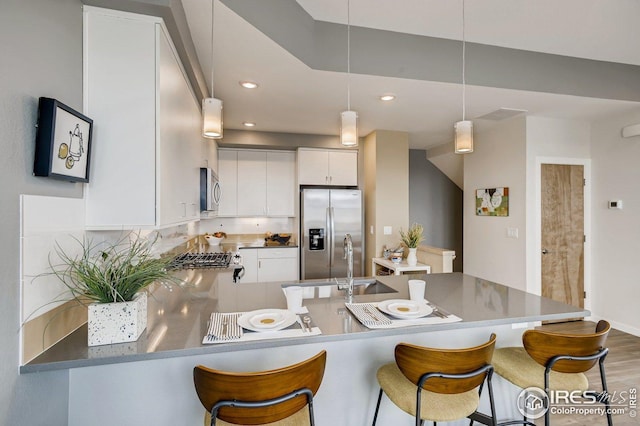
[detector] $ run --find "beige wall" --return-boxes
[363,130,409,274]
[463,117,527,290]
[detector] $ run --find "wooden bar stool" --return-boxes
[193,350,326,426]
[372,334,498,426]
[492,320,611,426]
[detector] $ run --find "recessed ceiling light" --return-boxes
[243,122,256,127]
[379,94,396,101]
[239,81,259,89]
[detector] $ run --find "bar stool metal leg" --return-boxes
[372,388,384,426]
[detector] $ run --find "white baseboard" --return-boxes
[587,314,640,337]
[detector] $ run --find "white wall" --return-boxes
[464,117,527,290]
[590,109,640,336]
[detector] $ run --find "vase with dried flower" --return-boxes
[399,223,424,266]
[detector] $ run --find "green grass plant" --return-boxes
[50,234,178,304]
[399,223,424,248]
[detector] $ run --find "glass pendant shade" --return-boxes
[202,97,223,139]
[454,120,473,153]
[340,110,358,146]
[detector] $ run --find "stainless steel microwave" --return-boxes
[200,168,220,214]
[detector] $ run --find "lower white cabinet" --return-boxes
[239,248,258,283]
[240,247,298,283]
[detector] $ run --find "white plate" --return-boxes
[377,299,433,319]
[238,309,297,332]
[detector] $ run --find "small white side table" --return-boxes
[372,257,431,276]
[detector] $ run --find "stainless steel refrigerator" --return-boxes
[300,188,363,279]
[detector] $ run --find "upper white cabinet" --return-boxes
[297,148,358,186]
[217,150,238,217]
[83,8,201,229]
[237,150,267,216]
[218,149,295,217]
[266,151,295,216]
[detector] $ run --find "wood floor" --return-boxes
[532,321,640,425]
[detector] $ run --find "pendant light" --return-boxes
[340,0,358,147]
[203,0,223,139]
[454,0,473,154]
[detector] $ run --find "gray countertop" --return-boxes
[21,271,588,373]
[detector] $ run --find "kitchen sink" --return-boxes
[350,279,397,295]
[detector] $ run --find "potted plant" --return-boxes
[399,223,424,266]
[50,234,178,346]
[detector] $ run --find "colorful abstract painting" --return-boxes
[476,187,509,216]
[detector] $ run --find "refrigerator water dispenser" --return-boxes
[309,228,325,250]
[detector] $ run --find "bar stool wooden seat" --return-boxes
[492,320,611,426]
[372,334,498,426]
[193,350,326,426]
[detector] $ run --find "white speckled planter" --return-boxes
[87,292,147,346]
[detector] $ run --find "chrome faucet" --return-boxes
[339,233,354,301]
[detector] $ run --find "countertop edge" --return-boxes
[20,308,590,374]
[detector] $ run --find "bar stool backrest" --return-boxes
[523,320,610,373]
[193,350,326,425]
[395,333,496,394]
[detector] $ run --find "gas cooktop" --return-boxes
[168,252,232,270]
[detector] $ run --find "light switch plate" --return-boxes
[608,200,623,209]
[383,226,392,235]
[507,227,519,238]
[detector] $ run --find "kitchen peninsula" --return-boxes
[22,270,587,425]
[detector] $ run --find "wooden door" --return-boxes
[541,164,584,308]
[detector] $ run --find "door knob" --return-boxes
[541,249,551,255]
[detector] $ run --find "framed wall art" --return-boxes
[476,187,509,216]
[33,97,93,183]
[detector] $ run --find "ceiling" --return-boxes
[182,0,640,150]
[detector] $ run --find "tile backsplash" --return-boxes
[20,195,87,363]
[199,217,294,235]
[19,195,295,363]
[19,195,193,363]
[20,195,86,323]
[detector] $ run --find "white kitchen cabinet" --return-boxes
[237,151,267,216]
[266,151,295,216]
[297,148,358,186]
[239,247,298,284]
[239,248,258,283]
[217,150,238,216]
[258,248,299,282]
[217,149,295,217]
[84,8,201,229]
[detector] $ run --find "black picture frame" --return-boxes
[33,97,93,183]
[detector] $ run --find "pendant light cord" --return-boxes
[462,0,466,121]
[347,0,351,111]
[210,0,215,98]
